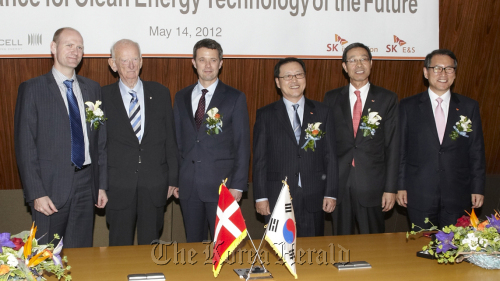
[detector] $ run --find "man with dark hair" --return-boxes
[324,43,399,235]
[15,27,107,248]
[102,39,178,246]
[397,49,485,228]
[254,57,338,237]
[172,39,250,242]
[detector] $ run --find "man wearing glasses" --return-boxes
[323,43,399,235]
[253,57,338,237]
[397,49,485,228]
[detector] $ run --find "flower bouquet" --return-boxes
[301,122,325,152]
[205,107,223,135]
[408,209,500,269]
[0,223,71,280]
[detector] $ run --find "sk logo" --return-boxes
[393,35,406,46]
[335,34,348,45]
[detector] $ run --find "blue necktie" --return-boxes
[129,90,142,141]
[63,80,85,169]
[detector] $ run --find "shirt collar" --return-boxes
[52,67,77,84]
[282,95,305,108]
[428,88,451,103]
[196,79,219,94]
[119,77,142,94]
[349,82,370,97]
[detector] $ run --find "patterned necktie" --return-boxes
[63,79,85,168]
[195,89,208,130]
[129,90,142,142]
[352,90,362,167]
[292,104,301,144]
[435,97,446,144]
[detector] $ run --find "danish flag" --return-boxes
[393,35,407,46]
[213,180,247,277]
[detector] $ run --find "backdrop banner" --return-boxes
[0,0,438,59]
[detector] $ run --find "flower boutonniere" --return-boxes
[450,115,472,140]
[301,122,326,152]
[85,100,107,130]
[205,107,223,135]
[359,109,381,138]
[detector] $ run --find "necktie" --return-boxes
[63,80,85,169]
[292,104,302,187]
[435,97,446,144]
[292,104,301,144]
[352,90,362,167]
[129,90,142,142]
[195,89,208,130]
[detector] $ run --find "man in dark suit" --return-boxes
[253,57,338,237]
[172,39,250,242]
[15,27,107,248]
[323,43,399,235]
[102,39,178,246]
[397,49,485,228]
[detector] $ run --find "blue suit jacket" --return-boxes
[173,81,250,202]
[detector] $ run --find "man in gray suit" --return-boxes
[173,39,250,242]
[15,27,107,248]
[102,39,178,246]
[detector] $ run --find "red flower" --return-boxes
[455,215,470,227]
[312,130,319,136]
[214,113,220,119]
[10,237,25,251]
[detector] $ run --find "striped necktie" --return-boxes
[129,90,142,141]
[292,104,301,144]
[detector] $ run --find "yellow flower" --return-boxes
[24,222,37,260]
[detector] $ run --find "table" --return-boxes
[49,233,499,280]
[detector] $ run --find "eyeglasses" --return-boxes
[345,58,370,65]
[427,66,456,74]
[279,73,306,81]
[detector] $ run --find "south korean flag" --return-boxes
[264,179,297,279]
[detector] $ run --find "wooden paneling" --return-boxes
[1,0,499,190]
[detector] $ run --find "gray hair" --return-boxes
[111,39,141,59]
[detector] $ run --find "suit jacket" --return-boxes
[253,98,338,213]
[398,91,486,213]
[173,81,250,202]
[102,81,179,210]
[324,85,399,207]
[14,71,107,208]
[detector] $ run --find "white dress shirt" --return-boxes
[191,79,219,116]
[428,88,451,120]
[349,82,370,116]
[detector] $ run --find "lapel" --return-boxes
[274,99,297,143]
[355,86,378,144]
[108,82,137,139]
[339,86,354,138]
[183,84,197,132]
[142,82,153,141]
[442,93,461,146]
[197,81,227,137]
[300,98,317,147]
[45,72,68,119]
[418,91,440,145]
[76,75,92,136]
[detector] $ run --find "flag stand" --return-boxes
[233,223,273,280]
